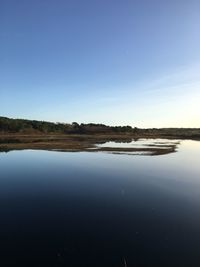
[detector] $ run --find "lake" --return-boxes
[0,139,200,266]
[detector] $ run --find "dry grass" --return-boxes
[0,134,179,155]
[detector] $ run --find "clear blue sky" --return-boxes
[0,0,199,127]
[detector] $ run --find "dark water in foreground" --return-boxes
[1,140,200,267]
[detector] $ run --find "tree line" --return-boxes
[0,117,136,134]
[1,116,199,138]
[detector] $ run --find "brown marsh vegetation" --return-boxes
[0,116,198,155]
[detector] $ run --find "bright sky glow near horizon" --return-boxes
[0,0,200,128]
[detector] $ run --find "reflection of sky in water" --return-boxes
[96,138,180,149]
[0,140,200,266]
[0,140,200,199]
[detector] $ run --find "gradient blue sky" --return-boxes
[0,0,199,127]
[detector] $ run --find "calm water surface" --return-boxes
[1,140,200,266]
[96,138,179,149]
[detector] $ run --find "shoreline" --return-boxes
[0,134,184,155]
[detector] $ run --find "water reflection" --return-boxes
[0,140,200,266]
[95,138,180,155]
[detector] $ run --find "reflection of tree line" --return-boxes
[95,138,133,145]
